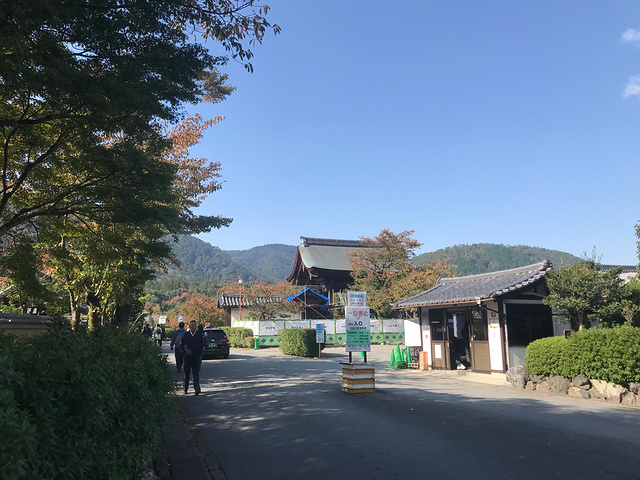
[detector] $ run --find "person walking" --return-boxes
[170,321,187,373]
[142,323,152,340]
[180,320,205,395]
[153,324,163,346]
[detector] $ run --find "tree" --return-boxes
[166,292,225,326]
[219,281,302,320]
[543,260,627,330]
[348,230,454,317]
[0,0,278,239]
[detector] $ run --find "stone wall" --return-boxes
[506,365,639,406]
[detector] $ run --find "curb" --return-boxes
[158,393,227,480]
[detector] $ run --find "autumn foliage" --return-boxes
[348,229,454,317]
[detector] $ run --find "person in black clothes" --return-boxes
[180,320,205,395]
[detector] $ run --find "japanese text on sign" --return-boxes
[345,305,371,352]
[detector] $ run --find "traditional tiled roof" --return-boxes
[294,237,372,273]
[217,293,281,309]
[393,261,553,308]
[0,313,53,325]
[601,264,636,274]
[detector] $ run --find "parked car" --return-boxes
[203,328,230,359]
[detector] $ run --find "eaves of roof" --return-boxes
[0,313,53,325]
[393,261,553,309]
[217,293,282,309]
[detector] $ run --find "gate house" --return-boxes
[393,261,554,373]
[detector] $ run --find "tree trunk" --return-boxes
[69,290,80,331]
[88,304,96,331]
[578,312,590,330]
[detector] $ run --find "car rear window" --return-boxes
[204,330,227,341]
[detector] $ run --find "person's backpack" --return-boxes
[174,329,186,350]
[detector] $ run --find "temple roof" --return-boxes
[286,237,375,286]
[393,261,553,308]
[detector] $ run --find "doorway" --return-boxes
[429,307,490,372]
[429,309,472,370]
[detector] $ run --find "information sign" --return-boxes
[158,316,167,325]
[316,323,325,344]
[345,306,371,352]
[177,315,183,323]
[347,291,367,307]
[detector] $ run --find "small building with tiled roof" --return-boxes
[393,261,557,374]
[286,237,374,300]
[217,288,331,326]
[0,313,52,336]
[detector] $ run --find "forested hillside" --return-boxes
[412,243,581,276]
[225,244,297,282]
[167,236,257,282]
[145,237,583,305]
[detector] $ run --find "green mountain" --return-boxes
[164,235,258,283]
[412,243,581,276]
[225,244,297,282]
[151,237,582,291]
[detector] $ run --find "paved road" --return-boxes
[173,345,640,480]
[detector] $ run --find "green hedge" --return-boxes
[222,327,254,348]
[279,328,319,357]
[524,326,640,387]
[523,336,567,376]
[0,324,174,480]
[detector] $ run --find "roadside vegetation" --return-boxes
[0,324,173,479]
[524,326,640,387]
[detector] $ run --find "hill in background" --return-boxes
[165,236,258,283]
[153,237,582,286]
[413,243,581,276]
[225,244,297,282]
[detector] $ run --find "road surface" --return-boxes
[172,345,640,480]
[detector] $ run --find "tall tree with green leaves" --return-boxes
[0,0,277,239]
[543,260,627,330]
[1,1,278,320]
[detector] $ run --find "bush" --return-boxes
[524,336,567,376]
[561,326,640,386]
[223,327,254,348]
[524,326,640,387]
[279,328,318,357]
[164,327,175,339]
[0,324,174,480]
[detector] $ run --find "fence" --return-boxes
[234,318,405,347]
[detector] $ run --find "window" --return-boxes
[430,309,445,341]
[506,303,553,347]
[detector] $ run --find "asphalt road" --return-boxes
[174,345,640,480]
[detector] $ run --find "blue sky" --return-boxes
[192,1,640,265]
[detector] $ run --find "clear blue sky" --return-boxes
[192,1,640,265]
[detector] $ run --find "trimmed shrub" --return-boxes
[524,336,567,377]
[279,328,318,357]
[561,326,640,386]
[524,326,640,387]
[0,324,174,480]
[164,327,175,339]
[223,327,254,348]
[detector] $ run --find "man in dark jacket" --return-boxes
[180,320,205,395]
[170,322,187,373]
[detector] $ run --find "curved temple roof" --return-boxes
[393,260,553,308]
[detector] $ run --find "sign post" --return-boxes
[316,323,325,358]
[158,316,167,325]
[345,305,371,363]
